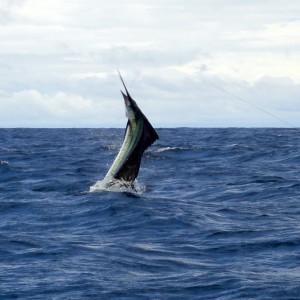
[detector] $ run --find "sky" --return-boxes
[0,0,299,128]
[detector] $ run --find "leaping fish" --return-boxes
[91,71,159,191]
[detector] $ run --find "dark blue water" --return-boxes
[1,128,300,299]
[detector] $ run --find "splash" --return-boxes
[89,179,145,195]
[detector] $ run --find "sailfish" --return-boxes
[91,71,159,191]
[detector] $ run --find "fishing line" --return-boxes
[117,70,295,127]
[200,77,295,127]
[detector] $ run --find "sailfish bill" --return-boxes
[90,71,159,191]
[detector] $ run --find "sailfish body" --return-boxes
[99,72,159,189]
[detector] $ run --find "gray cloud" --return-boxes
[0,0,299,127]
[0,0,27,24]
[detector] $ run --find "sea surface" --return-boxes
[0,128,300,299]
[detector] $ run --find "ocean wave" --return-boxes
[0,128,299,299]
[154,146,188,153]
[0,160,10,173]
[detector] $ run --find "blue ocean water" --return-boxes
[0,128,300,299]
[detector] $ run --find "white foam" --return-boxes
[89,179,145,194]
[155,147,178,153]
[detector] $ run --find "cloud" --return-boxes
[1,72,299,128]
[0,89,126,127]
[0,0,27,24]
[252,76,300,111]
[228,20,300,49]
[0,0,300,127]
